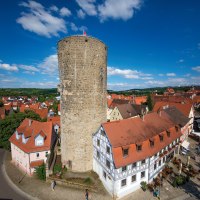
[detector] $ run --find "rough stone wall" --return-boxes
[58,36,107,172]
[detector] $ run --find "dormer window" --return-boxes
[175,125,179,132]
[159,134,164,142]
[136,144,142,151]
[16,131,20,140]
[149,138,154,147]
[35,134,44,146]
[123,148,129,157]
[167,130,170,137]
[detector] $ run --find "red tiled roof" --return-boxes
[102,112,182,168]
[166,88,175,93]
[20,104,30,112]
[29,103,40,110]
[47,116,60,126]
[153,102,193,117]
[34,108,48,119]
[193,96,200,103]
[4,103,11,111]
[30,160,44,168]
[152,95,193,104]
[9,119,53,153]
[107,99,113,108]
[134,96,147,105]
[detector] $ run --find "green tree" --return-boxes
[0,110,42,150]
[147,94,153,111]
[35,163,46,180]
[24,110,41,121]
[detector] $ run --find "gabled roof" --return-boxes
[34,108,48,119]
[116,104,138,119]
[153,101,193,117]
[161,106,190,128]
[9,118,53,153]
[109,99,130,109]
[101,112,182,168]
[134,96,147,105]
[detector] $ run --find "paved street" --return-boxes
[0,148,28,200]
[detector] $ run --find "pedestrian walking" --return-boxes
[51,180,56,191]
[85,189,89,200]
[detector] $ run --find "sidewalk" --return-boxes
[4,151,198,200]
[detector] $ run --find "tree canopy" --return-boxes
[0,110,42,150]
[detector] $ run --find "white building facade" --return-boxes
[93,113,181,199]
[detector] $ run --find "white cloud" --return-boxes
[77,9,86,19]
[70,23,79,32]
[192,66,200,72]
[158,73,164,76]
[98,0,142,21]
[49,5,59,12]
[166,73,176,77]
[108,66,152,80]
[183,73,191,77]
[0,63,19,71]
[23,71,35,75]
[76,0,97,16]
[23,81,58,88]
[70,23,87,33]
[38,54,58,75]
[19,65,39,72]
[17,1,67,38]
[145,80,165,86]
[60,7,71,17]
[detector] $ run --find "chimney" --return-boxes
[142,114,144,121]
[29,119,32,126]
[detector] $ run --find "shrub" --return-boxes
[35,163,46,180]
[140,181,147,191]
[53,164,62,174]
[173,175,186,187]
[84,177,93,185]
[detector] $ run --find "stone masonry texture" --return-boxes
[58,35,107,172]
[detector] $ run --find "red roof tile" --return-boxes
[9,119,53,153]
[102,112,182,168]
[153,102,193,117]
[134,96,147,105]
[47,116,60,126]
[30,160,44,168]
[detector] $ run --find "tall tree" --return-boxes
[147,94,153,111]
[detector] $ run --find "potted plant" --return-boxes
[140,181,147,191]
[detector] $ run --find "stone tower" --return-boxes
[58,35,107,172]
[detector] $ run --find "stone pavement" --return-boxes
[4,151,199,200]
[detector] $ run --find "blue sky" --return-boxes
[0,0,200,90]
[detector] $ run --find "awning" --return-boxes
[181,140,190,150]
[30,160,44,168]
